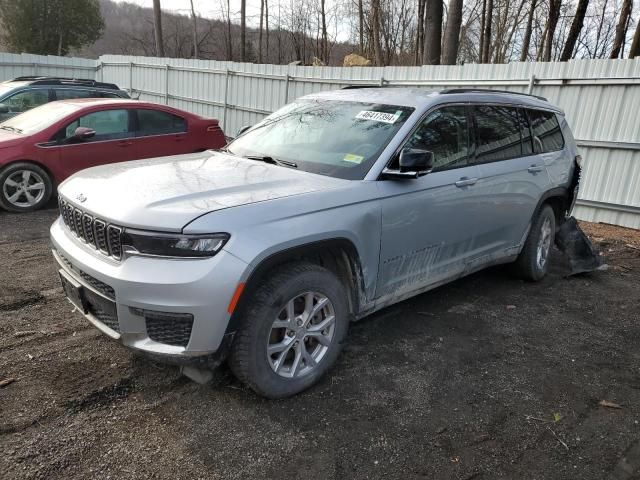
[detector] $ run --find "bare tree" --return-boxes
[152,0,164,57]
[358,0,364,54]
[479,0,487,62]
[189,0,198,58]
[442,0,463,64]
[543,0,562,61]
[415,0,426,65]
[424,0,443,64]
[240,0,246,61]
[481,0,493,63]
[630,17,640,58]
[610,0,632,58]
[259,0,264,62]
[320,0,328,63]
[371,0,384,64]
[560,0,588,60]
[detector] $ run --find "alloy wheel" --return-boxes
[536,216,552,270]
[267,291,336,379]
[2,170,46,208]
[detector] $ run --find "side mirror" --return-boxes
[236,125,252,137]
[0,104,9,114]
[73,126,96,140]
[382,148,434,179]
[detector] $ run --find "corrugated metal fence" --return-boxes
[1,52,639,229]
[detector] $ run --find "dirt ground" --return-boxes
[1,206,639,480]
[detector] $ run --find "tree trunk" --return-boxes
[240,0,246,62]
[520,0,537,61]
[479,0,487,62]
[415,0,426,65]
[610,0,632,58]
[258,0,264,63]
[542,0,561,61]
[321,0,328,63]
[442,0,463,64]
[226,0,233,60]
[371,0,384,65]
[482,0,493,63]
[358,0,364,55]
[189,0,198,59]
[630,17,640,58]
[265,0,269,62]
[424,0,443,65]
[560,0,588,61]
[152,0,165,57]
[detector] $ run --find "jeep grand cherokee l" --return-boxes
[51,88,581,398]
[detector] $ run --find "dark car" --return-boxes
[0,76,130,121]
[0,98,226,212]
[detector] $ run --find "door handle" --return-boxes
[455,177,478,188]
[527,165,544,173]
[117,141,133,147]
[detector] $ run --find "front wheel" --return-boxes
[513,204,556,281]
[229,262,349,398]
[0,162,53,212]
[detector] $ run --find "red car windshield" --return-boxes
[0,102,79,135]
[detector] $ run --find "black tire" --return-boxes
[513,204,556,281]
[229,262,349,398]
[0,162,53,212]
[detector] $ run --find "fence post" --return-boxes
[129,62,133,95]
[164,64,170,105]
[528,74,537,94]
[222,69,230,130]
[33,63,38,77]
[97,60,103,82]
[284,74,291,105]
[380,75,385,86]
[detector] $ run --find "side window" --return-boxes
[474,105,522,163]
[527,109,564,153]
[404,105,469,171]
[4,89,49,113]
[136,109,186,136]
[64,109,130,141]
[54,89,96,100]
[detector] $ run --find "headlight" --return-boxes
[121,229,229,258]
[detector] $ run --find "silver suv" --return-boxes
[51,88,581,398]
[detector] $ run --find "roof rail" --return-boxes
[439,88,547,102]
[10,76,120,90]
[341,84,389,90]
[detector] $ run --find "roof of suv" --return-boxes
[1,76,122,91]
[304,87,563,114]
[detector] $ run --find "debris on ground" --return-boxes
[598,400,623,409]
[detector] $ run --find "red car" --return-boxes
[0,99,226,211]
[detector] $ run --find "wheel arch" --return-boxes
[534,186,570,226]
[0,159,57,187]
[226,238,367,335]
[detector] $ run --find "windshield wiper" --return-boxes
[245,155,297,168]
[0,125,22,133]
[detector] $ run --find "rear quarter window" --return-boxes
[527,109,564,153]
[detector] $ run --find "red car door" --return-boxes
[131,108,190,158]
[52,108,137,179]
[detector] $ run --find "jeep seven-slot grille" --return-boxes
[58,196,123,260]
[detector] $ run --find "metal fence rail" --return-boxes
[1,52,639,229]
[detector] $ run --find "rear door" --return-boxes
[131,108,189,158]
[376,105,486,299]
[53,108,137,179]
[470,104,552,260]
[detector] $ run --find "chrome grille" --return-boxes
[58,196,123,260]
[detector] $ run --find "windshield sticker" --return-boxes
[355,110,401,124]
[343,153,365,164]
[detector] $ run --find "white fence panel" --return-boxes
[1,53,639,228]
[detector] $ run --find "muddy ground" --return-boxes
[1,206,639,480]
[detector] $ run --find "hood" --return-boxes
[58,151,349,231]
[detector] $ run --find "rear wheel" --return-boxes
[229,262,349,398]
[513,204,556,281]
[0,162,53,212]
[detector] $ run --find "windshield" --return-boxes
[227,99,414,180]
[0,102,79,134]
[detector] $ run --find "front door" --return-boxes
[53,108,137,180]
[375,105,487,299]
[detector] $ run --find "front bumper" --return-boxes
[50,217,248,357]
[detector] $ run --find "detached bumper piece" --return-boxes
[555,217,607,276]
[130,308,194,347]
